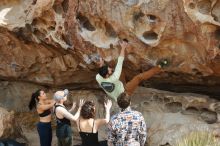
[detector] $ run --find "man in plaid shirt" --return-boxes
[108,93,147,146]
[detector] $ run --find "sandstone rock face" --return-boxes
[1,1,220,145]
[0,0,220,89]
[131,87,220,146]
[0,106,26,144]
[0,81,44,111]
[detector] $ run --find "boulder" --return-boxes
[0,107,27,145]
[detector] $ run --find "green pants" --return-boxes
[58,136,72,146]
[56,124,72,146]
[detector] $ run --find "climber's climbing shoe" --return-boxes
[157,59,170,68]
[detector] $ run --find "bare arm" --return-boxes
[69,102,76,113]
[104,100,112,123]
[57,107,78,121]
[38,100,55,111]
[57,99,84,121]
[107,120,116,146]
[96,100,112,128]
[45,99,55,104]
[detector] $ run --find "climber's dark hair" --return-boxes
[99,65,109,78]
[29,89,42,110]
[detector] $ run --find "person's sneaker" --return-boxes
[157,59,170,68]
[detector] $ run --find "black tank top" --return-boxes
[38,103,51,117]
[54,105,71,126]
[38,109,51,117]
[79,119,99,146]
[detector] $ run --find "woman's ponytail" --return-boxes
[29,89,41,110]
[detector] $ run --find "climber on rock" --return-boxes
[96,39,169,101]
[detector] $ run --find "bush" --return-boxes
[176,131,220,146]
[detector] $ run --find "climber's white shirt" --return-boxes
[96,56,124,101]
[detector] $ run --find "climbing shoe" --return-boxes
[157,59,170,68]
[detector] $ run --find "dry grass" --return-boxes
[176,131,220,146]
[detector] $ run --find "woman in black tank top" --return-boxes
[53,89,84,146]
[28,89,55,146]
[76,100,112,146]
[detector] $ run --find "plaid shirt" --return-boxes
[108,107,147,146]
